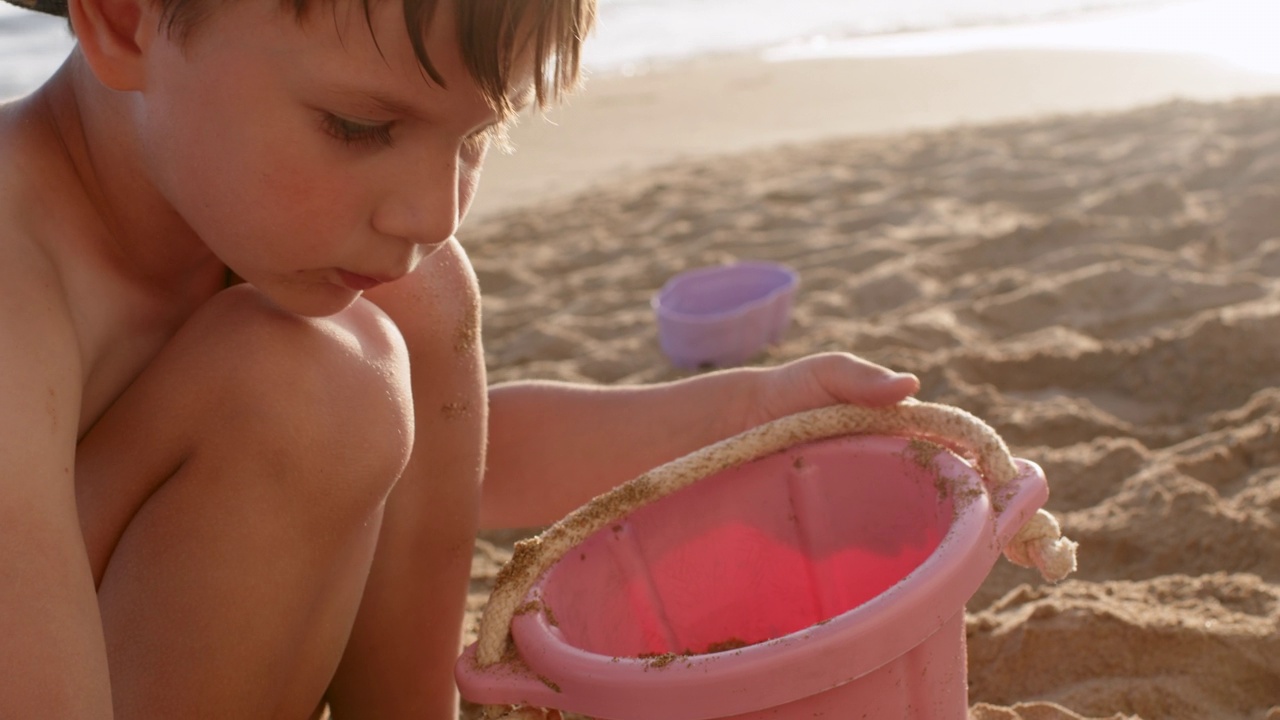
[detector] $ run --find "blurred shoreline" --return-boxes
[470,46,1280,221]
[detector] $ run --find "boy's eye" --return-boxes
[321,113,395,149]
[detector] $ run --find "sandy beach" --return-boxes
[460,47,1280,720]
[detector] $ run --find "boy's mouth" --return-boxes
[336,269,386,291]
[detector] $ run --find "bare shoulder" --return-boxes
[0,98,84,447]
[0,92,90,372]
[0,95,67,230]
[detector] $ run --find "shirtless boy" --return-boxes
[0,0,919,717]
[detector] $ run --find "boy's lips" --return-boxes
[336,269,390,291]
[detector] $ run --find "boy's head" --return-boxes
[14,0,597,318]
[7,0,596,119]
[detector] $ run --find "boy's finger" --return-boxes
[854,372,920,406]
[808,352,919,406]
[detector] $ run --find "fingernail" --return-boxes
[885,372,919,385]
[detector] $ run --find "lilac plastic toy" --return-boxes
[456,435,1049,720]
[653,261,798,369]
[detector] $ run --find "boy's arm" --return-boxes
[361,240,915,531]
[0,279,113,718]
[481,354,919,529]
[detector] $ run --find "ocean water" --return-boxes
[0,0,1260,100]
[584,0,1170,72]
[764,0,1280,76]
[0,4,72,99]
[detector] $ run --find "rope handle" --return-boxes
[476,400,1078,668]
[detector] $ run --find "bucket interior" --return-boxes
[537,436,959,658]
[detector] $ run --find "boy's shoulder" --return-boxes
[1,95,79,218]
[2,102,64,257]
[0,97,86,374]
[0,96,73,247]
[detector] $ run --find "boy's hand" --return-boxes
[743,352,920,430]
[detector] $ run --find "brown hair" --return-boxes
[153,0,596,120]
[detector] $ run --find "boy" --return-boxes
[0,0,919,718]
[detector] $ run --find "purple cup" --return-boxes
[653,261,799,369]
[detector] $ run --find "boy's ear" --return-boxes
[67,0,160,91]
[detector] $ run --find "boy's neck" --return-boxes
[39,51,223,298]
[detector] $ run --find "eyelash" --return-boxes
[464,125,502,153]
[321,113,395,149]
[321,112,506,154]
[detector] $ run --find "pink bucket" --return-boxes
[456,433,1050,720]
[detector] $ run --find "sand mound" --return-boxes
[464,96,1280,720]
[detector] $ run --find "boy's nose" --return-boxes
[372,153,461,246]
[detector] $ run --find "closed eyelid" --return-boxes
[320,112,395,148]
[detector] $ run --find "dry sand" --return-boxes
[460,48,1280,720]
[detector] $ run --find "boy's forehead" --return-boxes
[157,0,555,122]
[289,3,462,86]
[294,1,534,120]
